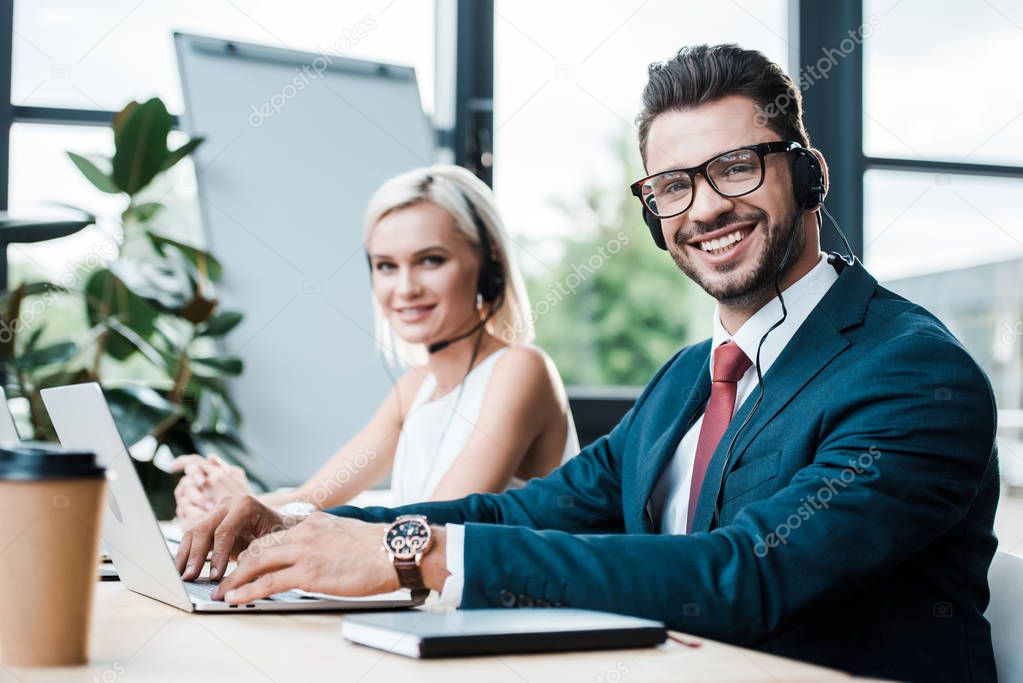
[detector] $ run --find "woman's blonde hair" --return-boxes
[362,164,534,366]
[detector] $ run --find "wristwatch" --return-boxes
[382,514,433,592]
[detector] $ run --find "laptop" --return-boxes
[42,382,424,613]
[0,387,23,443]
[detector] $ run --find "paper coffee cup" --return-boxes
[0,442,106,667]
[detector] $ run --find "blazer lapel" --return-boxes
[688,258,878,533]
[633,347,711,532]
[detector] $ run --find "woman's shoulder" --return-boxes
[489,344,565,398]
[492,344,551,374]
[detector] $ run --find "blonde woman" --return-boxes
[172,165,578,527]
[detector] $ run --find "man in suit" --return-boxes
[177,44,999,682]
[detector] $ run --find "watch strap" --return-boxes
[394,557,426,591]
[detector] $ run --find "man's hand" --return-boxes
[210,514,448,604]
[175,495,285,581]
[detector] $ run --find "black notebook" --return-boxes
[341,608,667,658]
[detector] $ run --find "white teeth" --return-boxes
[698,229,746,253]
[397,306,432,317]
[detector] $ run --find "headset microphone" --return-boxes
[427,311,494,354]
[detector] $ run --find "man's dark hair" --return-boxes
[636,44,810,164]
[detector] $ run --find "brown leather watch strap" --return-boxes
[394,558,426,591]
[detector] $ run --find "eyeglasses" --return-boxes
[630,141,802,219]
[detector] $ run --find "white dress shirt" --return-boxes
[648,252,839,533]
[439,253,840,605]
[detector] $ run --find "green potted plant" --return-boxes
[1,97,269,519]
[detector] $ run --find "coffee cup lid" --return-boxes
[0,441,104,480]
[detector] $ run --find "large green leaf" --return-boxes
[197,310,243,337]
[7,341,77,369]
[108,258,192,314]
[66,152,120,194]
[146,232,223,282]
[111,98,173,195]
[22,323,46,355]
[189,375,242,427]
[104,384,182,447]
[103,317,177,375]
[84,268,159,360]
[190,354,243,377]
[160,137,204,172]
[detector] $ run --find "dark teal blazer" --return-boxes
[329,258,999,682]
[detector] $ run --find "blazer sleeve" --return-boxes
[454,334,998,642]
[324,348,685,532]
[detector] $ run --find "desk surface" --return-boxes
[1,583,887,683]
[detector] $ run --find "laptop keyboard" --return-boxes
[184,579,309,603]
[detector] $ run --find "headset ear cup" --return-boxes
[643,209,667,250]
[791,149,826,210]
[478,261,505,304]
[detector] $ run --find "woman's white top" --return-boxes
[389,347,579,507]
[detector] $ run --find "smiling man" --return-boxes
[177,44,999,682]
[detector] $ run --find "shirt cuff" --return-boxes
[437,523,465,607]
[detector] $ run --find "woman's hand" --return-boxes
[170,454,254,528]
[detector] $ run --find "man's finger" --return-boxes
[208,501,253,580]
[223,566,305,605]
[181,522,215,580]
[212,543,297,600]
[175,529,193,574]
[178,503,230,579]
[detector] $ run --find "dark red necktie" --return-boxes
[686,341,752,533]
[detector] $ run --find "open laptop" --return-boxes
[0,387,23,442]
[42,382,424,613]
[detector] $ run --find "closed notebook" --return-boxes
[341,608,666,658]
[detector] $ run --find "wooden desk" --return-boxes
[1,583,883,683]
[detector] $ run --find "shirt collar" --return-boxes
[709,252,840,379]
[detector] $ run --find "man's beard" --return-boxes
[670,208,804,309]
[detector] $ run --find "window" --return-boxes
[12,0,435,114]
[493,0,790,386]
[862,0,1023,481]
[863,0,1023,166]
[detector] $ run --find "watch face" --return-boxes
[385,518,430,560]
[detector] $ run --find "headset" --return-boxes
[421,173,506,353]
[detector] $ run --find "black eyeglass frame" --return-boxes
[630,141,803,219]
